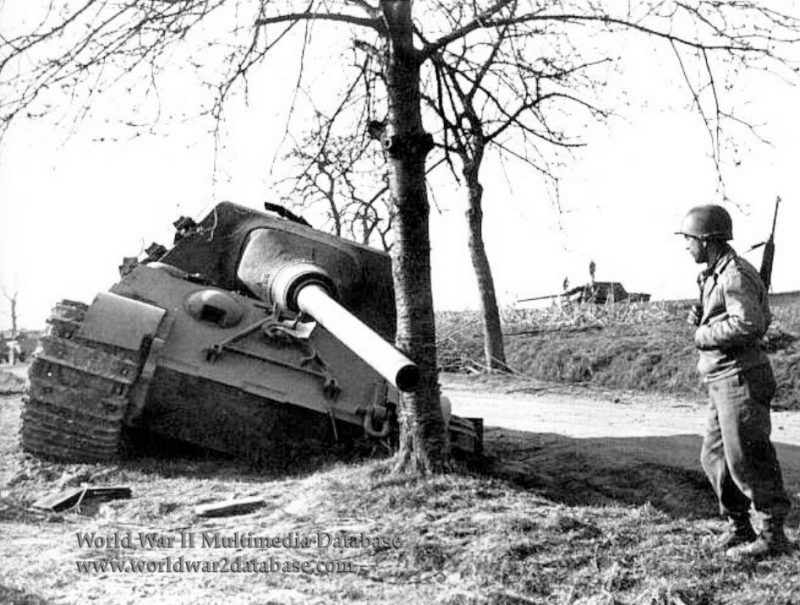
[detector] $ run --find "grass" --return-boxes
[437,294,800,410]
[2,401,799,605]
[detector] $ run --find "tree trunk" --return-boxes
[381,1,447,473]
[10,296,17,339]
[464,165,508,372]
[7,293,18,365]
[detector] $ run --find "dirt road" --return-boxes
[443,374,800,495]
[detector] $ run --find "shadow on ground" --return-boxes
[480,427,800,527]
[118,427,392,479]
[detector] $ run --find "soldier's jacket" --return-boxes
[695,246,771,381]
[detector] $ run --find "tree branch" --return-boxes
[424,10,775,57]
[256,11,381,32]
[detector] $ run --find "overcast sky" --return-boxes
[1,9,799,331]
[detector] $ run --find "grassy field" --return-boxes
[437,292,800,410]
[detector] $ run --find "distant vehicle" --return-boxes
[562,282,651,304]
[517,282,651,305]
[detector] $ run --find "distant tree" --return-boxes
[420,17,608,373]
[2,287,19,363]
[281,114,451,253]
[2,288,18,339]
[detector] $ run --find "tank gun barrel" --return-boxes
[295,284,419,392]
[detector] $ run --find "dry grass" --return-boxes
[2,391,799,605]
[438,294,800,410]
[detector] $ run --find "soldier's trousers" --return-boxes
[700,364,791,524]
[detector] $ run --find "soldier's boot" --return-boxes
[717,514,757,550]
[725,518,793,559]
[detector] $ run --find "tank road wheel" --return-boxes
[21,300,142,462]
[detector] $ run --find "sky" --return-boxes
[1,9,800,331]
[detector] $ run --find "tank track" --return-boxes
[21,300,142,461]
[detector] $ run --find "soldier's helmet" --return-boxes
[676,205,733,241]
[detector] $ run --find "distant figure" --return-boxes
[588,260,596,284]
[562,277,570,292]
[677,204,792,559]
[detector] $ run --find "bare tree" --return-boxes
[1,288,18,339]
[281,122,395,251]
[420,18,609,373]
[3,0,800,472]
[281,115,450,254]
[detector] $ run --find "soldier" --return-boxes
[677,204,792,559]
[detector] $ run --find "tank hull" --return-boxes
[139,366,363,459]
